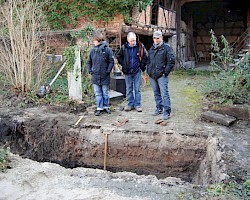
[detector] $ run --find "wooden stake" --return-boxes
[103,132,110,170]
[74,116,83,126]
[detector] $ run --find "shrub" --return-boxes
[210,30,234,72]
[0,0,50,94]
[203,31,250,104]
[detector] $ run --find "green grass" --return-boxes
[169,71,207,120]
[43,74,94,105]
[172,68,218,77]
[0,73,6,95]
[0,64,94,107]
[207,179,250,199]
[39,65,94,105]
[203,69,250,104]
[0,147,9,172]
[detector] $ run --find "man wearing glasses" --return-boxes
[147,31,175,120]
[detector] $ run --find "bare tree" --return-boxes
[0,0,50,93]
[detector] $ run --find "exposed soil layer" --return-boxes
[0,107,224,185]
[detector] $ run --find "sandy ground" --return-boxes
[0,154,204,200]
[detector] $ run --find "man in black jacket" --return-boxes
[147,31,175,120]
[87,33,114,116]
[116,32,148,112]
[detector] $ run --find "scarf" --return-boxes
[153,40,163,49]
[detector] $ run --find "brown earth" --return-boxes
[0,72,249,199]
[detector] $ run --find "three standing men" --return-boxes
[88,30,175,120]
[116,32,148,112]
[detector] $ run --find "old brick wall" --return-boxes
[47,15,124,55]
[48,35,71,55]
[158,8,176,29]
[47,6,178,55]
[132,6,151,25]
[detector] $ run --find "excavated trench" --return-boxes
[0,115,223,185]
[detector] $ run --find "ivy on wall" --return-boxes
[40,0,153,30]
[63,24,94,74]
[63,46,77,72]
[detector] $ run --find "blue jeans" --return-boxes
[93,84,109,110]
[150,76,171,116]
[125,71,142,108]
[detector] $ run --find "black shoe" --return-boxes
[104,108,111,114]
[152,108,163,116]
[95,110,103,116]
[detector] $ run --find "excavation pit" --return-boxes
[0,116,223,185]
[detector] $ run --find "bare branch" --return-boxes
[0,0,50,93]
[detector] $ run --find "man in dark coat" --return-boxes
[147,30,175,120]
[87,33,114,116]
[116,32,148,112]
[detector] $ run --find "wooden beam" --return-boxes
[47,28,106,36]
[121,25,175,36]
[176,0,182,66]
[199,35,207,52]
[228,22,237,35]
[180,0,209,6]
[171,0,175,10]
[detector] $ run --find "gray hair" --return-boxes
[127,32,136,40]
